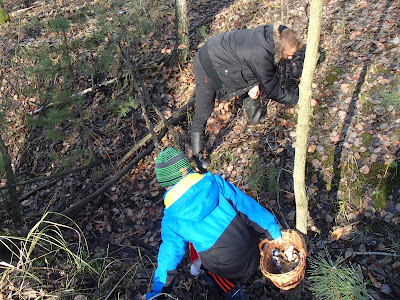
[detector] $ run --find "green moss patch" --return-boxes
[360,161,400,211]
[325,66,345,88]
[358,132,373,147]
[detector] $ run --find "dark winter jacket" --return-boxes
[198,24,298,104]
[146,172,281,299]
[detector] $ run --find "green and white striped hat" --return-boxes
[155,147,192,187]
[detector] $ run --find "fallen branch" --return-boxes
[45,99,194,223]
[135,70,181,149]
[9,1,44,17]
[117,42,161,153]
[18,179,58,202]
[0,161,100,191]
[353,251,400,258]
[118,92,195,166]
[28,74,127,115]
[47,135,161,225]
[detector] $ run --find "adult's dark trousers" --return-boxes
[191,53,217,133]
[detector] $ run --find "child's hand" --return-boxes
[275,236,283,245]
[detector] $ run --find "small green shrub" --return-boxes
[248,154,265,193]
[0,8,10,25]
[381,88,400,109]
[197,25,208,43]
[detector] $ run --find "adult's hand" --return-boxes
[248,85,260,99]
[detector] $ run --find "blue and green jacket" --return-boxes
[147,172,281,299]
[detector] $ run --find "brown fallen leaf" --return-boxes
[280,119,289,127]
[330,135,340,142]
[308,145,316,153]
[359,165,370,174]
[135,227,146,235]
[311,173,318,184]
[341,83,349,93]
[177,44,187,49]
[124,208,134,217]
[151,190,160,197]
[330,227,344,241]
[376,42,385,50]
[368,271,382,288]
[276,148,285,153]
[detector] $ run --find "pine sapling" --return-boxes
[308,249,370,300]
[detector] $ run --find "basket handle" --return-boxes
[258,239,270,256]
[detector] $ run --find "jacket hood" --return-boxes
[253,24,283,64]
[163,173,218,221]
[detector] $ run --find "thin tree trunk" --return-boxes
[173,0,189,65]
[293,0,323,235]
[0,134,22,224]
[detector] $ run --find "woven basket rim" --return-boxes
[259,230,307,289]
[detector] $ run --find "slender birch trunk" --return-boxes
[173,0,189,65]
[294,0,324,234]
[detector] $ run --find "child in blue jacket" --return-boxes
[144,147,282,299]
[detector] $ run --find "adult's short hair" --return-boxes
[281,29,304,50]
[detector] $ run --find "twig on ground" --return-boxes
[28,75,127,115]
[145,292,179,300]
[18,179,58,202]
[353,251,400,258]
[133,66,181,150]
[9,1,44,17]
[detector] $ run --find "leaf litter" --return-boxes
[0,0,399,299]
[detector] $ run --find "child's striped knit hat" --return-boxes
[155,147,192,187]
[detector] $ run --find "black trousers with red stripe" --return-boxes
[201,266,239,295]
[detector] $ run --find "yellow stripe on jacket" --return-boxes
[164,173,205,208]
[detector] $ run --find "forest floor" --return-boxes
[0,0,400,299]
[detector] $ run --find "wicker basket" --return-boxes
[259,229,307,290]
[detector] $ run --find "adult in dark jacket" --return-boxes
[192,24,303,172]
[144,147,282,300]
